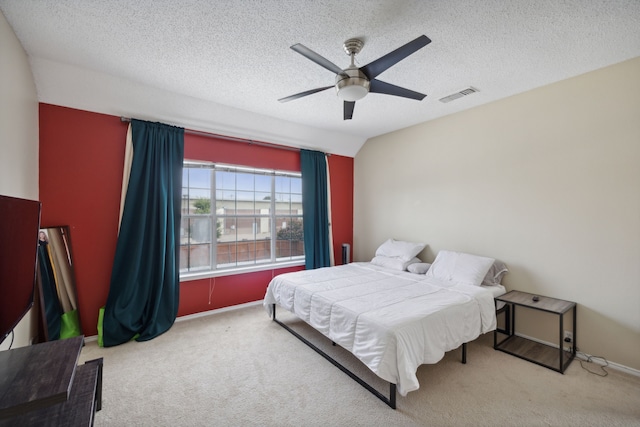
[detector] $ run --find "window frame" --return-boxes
[180,160,304,281]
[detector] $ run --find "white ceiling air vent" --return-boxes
[439,87,479,103]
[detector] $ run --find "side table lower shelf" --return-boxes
[495,334,574,372]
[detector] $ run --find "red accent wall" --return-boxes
[328,154,354,263]
[38,104,354,336]
[39,104,127,339]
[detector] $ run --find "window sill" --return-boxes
[180,259,305,282]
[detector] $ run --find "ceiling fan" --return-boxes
[278,35,431,120]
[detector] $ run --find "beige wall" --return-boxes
[354,57,640,371]
[0,11,39,350]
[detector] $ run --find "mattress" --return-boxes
[264,262,505,395]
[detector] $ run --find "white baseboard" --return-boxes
[514,332,640,378]
[175,300,263,323]
[84,300,264,343]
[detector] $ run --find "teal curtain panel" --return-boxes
[300,149,331,269]
[103,119,184,347]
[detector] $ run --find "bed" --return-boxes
[263,242,508,408]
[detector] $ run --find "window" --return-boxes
[180,162,304,276]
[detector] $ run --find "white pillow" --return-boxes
[371,256,421,271]
[482,260,508,286]
[375,239,425,262]
[407,262,431,274]
[425,250,495,287]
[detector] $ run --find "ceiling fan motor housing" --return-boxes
[335,67,370,101]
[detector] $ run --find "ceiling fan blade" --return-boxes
[344,101,355,120]
[278,86,333,103]
[369,79,426,100]
[291,44,348,77]
[360,35,431,80]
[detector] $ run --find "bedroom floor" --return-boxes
[79,304,640,426]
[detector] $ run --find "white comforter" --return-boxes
[263,262,500,396]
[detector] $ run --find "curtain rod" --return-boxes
[120,116,303,153]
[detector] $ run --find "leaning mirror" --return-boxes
[36,226,82,342]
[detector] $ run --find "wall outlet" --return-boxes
[564,331,573,343]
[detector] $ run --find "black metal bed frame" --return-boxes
[271,303,468,409]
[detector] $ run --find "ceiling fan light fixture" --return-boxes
[337,82,369,101]
[335,68,370,101]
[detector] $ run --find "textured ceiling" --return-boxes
[1,0,639,157]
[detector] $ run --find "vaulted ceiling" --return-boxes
[1,1,639,157]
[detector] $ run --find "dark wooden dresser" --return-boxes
[0,336,102,426]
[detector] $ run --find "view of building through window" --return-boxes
[180,162,304,275]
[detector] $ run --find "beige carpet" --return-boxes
[79,304,640,427]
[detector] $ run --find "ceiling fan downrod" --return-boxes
[343,38,364,62]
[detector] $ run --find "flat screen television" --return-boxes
[0,195,41,345]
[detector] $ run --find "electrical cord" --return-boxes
[574,346,609,377]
